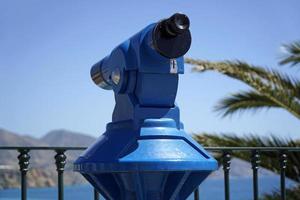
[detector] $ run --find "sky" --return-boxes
[0,0,300,138]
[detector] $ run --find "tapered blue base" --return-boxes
[74,119,217,200]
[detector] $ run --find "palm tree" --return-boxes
[279,41,300,66]
[263,185,300,200]
[186,41,300,198]
[194,133,300,182]
[186,41,300,118]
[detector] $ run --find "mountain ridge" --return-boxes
[41,129,95,147]
[0,128,96,189]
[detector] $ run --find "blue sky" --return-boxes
[0,0,300,138]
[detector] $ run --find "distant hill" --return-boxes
[0,128,96,189]
[41,129,95,147]
[0,128,46,147]
[0,128,49,167]
[40,129,96,164]
[0,128,96,167]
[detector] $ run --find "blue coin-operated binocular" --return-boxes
[74,13,217,200]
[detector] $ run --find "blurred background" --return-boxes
[1,0,300,138]
[1,1,300,200]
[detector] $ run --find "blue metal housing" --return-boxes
[74,14,217,200]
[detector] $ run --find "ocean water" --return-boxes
[0,176,297,200]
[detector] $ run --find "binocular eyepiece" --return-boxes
[153,13,191,58]
[163,13,190,36]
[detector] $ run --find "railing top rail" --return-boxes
[205,147,300,151]
[0,146,87,150]
[0,146,300,151]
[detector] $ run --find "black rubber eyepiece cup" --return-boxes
[152,13,192,59]
[165,13,190,36]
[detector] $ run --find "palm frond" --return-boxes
[269,69,300,99]
[186,58,300,93]
[193,133,300,182]
[262,185,300,200]
[185,58,300,119]
[279,41,300,66]
[215,90,279,117]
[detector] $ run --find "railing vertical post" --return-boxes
[279,151,287,200]
[18,149,30,200]
[251,150,260,200]
[94,188,100,200]
[194,187,199,200]
[55,149,67,200]
[222,151,231,200]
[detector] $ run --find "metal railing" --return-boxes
[0,146,299,200]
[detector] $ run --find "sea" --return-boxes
[0,176,297,200]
